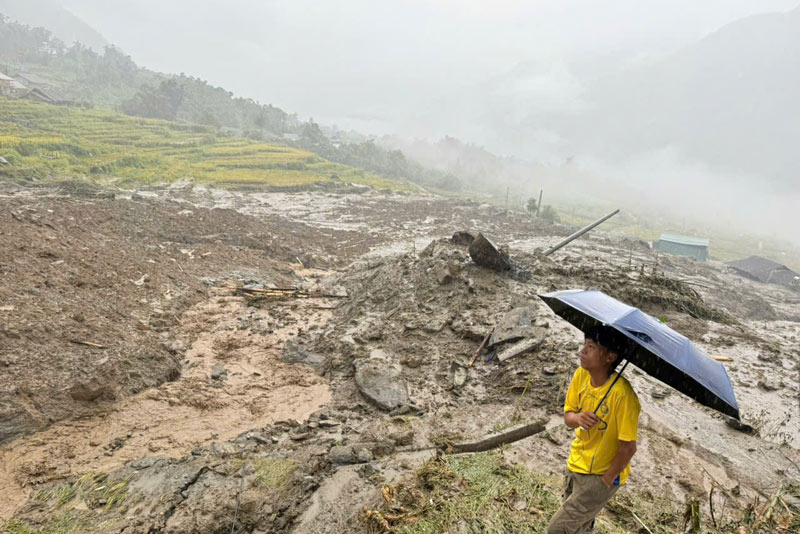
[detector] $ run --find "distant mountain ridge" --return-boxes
[0,0,107,51]
[556,5,800,189]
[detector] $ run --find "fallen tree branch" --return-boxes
[70,340,107,349]
[395,420,548,455]
[448,420,547,454]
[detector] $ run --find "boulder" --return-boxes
[354,359,410,411]
[69,378,114,402]
[282,340,330,375]
[468,233,511,271]
[489,306,535,348]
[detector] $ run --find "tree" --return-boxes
[540,205,560,223]
[526,197,538,215]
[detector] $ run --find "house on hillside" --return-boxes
[14,72,51,89]
[726,256,799,288]
[23,87,75,106]
[654,234,709,261]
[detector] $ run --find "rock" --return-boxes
[451,231,475,247]
[330,445,367,464]
[496,336,544,362]
[435,262,454,285]
[128,457,163,470]
[353,444,374,463]
[281,340,330,375]
[725,417,755,434]
[354,359,410,411]
[468,233,511,271]
[757,379,783,391]
[359,464,378,478]
[0,405,41,445]
[452,362,467,388]
[69,378,114,402]
[542,367,557,376]
[489,307,536,348]
[210,363,227,380]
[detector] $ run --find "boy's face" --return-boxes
[580,338,616,373]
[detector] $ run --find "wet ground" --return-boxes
[0,182,798,532]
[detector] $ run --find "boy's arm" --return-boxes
[601,440,637,487]
[565,410,600,430]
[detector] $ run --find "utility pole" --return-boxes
[536,189,543,218]
[542,209,620,256]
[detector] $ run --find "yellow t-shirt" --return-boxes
[564,367,641,485]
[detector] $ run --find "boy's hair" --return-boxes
[585,325,629,370]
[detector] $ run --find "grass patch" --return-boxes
[253,458,298,492]
[0,512,90,534]
[0,99,412,192]
[34,472,128,511]
[362,451,560,533]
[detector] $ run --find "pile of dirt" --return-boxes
[305,238,574,417]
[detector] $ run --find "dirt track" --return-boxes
[1,183,798,532]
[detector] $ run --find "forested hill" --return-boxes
[0,13,464,192]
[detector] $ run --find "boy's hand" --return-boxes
[576,411,600,429]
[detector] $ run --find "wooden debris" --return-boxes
[496,337,543,362]
[468,329,494,367]
[238,287,347,301]
[446,420,547,454]
[711,355,733,362]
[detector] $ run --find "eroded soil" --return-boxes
[1,182,798,533]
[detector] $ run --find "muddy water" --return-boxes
[0,282,331,519]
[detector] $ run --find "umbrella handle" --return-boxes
[593,360,629,415]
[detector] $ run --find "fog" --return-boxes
[15,0,800,243]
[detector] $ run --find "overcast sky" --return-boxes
[62,0,799,140]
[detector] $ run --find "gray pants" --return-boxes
[547,471,619,534]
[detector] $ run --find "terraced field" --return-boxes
[0,99,409,190]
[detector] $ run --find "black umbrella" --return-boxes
[540,289,740,420]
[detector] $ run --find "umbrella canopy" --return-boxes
[540,289,740,420]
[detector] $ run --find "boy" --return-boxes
[548,325,641,534]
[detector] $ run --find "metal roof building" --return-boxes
[654,234,709,261]
[727,256,799,287]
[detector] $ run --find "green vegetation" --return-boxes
[362,451,560,533]
[0,99,410,190]
[253,458,299,492]
[0,513,90,534]
[362,452,800,534]
[34,472,128,511]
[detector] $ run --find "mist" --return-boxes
[9,0,800,244]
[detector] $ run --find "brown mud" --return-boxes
[1,182,798,532]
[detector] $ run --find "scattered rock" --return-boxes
[435,262,454,285]
[281,339,331,375]
[451,362,468,388]
[210,363,227,380]
[757,379,783,391]
[354,359,410,411]
[725,417,755,434]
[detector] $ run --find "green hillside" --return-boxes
[0,99,410,190]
